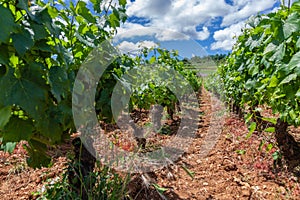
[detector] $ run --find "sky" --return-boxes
[113,0,294,57]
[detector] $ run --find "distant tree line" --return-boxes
[183,53,228,66]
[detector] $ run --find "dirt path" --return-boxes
[129,89,300,199]
[0,89,299,200]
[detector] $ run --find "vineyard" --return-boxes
[0,0,300,199]
[206,0,300,175]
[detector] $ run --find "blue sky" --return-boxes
[114,0,292,57]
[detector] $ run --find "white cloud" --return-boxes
[221,0,277,26]
[119,0,231,41]
[211,21,245,51]
[117,40,158,55]
[115,24,191,42]
[116,0,280,51]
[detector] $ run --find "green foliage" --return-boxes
[96,47,202,122]
[211,0,300,127]
[246,122,257,139]
[204,68,225,100]
[152,183,168,194]
[37,164,127,200]
[131,48,201,109]
[0,0,200,169]
[0,137,16,153]
[0,0,127,167]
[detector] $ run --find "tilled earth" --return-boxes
[0,89,299,200]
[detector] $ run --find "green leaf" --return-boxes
[0,141,16,153]
[21,62,47,86]
[3,116,34,142]
[0,44,9,65]
[264,42,277,56]
[48,66,69,102]
[283,13,300,39]
[245,113,253,123]
[0,5,16,43]
[288,51,300,71]
[12,28,35,57]
[34,39,53,52]
[181,165,195,179]
[245,79,256,90]
[36,107,63,143]
[152,183,168,194]
[149,56,156,64]
[16,0,30,11]
[35,6,53,26]
[0,106,12,129]
[258,140,265,151]
[108,12,120,28]
[289,110,297,120]
[270,43,285,61]
[268,75,279,87]
[296,88,300,98]
[291,0,300,13]
[24,140,51,168]
[266,143,273,152]
[0,65,7,78]
[31,22,49,40]
[296,37,300,48]
[76,1,96,23]
[236,149,246,155]
[119,0,127,7]
[262,117,277,124]
[0,73,47,120]
[47,6,59,19]
[279,73,297,85]
[264,127,275,133]
[246,122,256,139]
[272,151,281,160]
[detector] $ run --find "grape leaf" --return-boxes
[0,5,16,43]
[1,73,47,120]
[288,51,300,71]
[246,122,256,139]
[0,106,12,129]
[264,127,275,133]
[48,66,69,102]
[291,0,300,13]
[76,1,96,23]
[268,75,279,88]
[262,117,277,124]
[297,37,300,48]
[30,22,49,40]
[119,0,127,7]
[0,44,9,65]
[0,141,16,153]
[36,107,64,143]
[296,88,300,98]
[108,12,120,29]
[24,140,51,168]
[279,73,297,85]
[12,28,35,57]
[3,116,34,142]
[283,13,300,39]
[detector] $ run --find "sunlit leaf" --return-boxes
[152,183,168,194]
[279,73,297,85]
[264,127,275,133]
[246,122,256,139]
